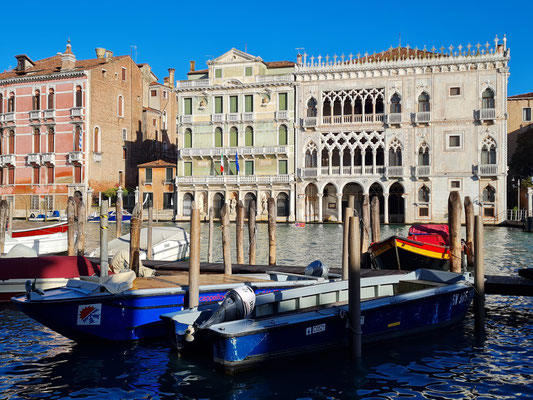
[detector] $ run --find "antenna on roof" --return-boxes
[399,33,401,48]
[130,45,137,63]
[295,47,305,54]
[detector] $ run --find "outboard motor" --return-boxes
[304,260,329,278]
[196,285,256,331]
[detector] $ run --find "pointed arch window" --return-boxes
[47,127,55,152]
[390,93,401,113]
[418,185,430,203]
[33,128,40,153]
[307,98,317,117]
[482,185,496,203]
[418,92,430,112]
[388,140,402,166]
[33,90,40,110]
[47,88,54,109]
[117,95,124,117]
[8,92,15,112]
[481,137,497,164]
[75,86,82,107]
[482,88,495,109]
[418,143,430,166]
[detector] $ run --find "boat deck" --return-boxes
[132,273,273,290]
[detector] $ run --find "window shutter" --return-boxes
[215,97,223,114]
[279,93,287,111]
[230,96,238,113]
[245,127,253,146]
[279,160,287,175]
[245,95,253,112]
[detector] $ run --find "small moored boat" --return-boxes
[87,210,132,223]
[4,222,69,256]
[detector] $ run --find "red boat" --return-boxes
[11,222,68,238]
[368,224,453,271]
[0,256,100,302]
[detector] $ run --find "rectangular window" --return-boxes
[245,160,254,176]
[151,90,157,97]
[47,165,54,184]
[215,68,222,78]
[215,96,223,114]
[418,207,429,217]
[165,167,173,183]
[163,193,173,209]
[230,96,238,113]
[245,95,253,112]
[153,118,157,127]
[33,167,40,185]
[446,132,463,150]
[122,128,127,141]
[279,160,288,175]
[184,98,192,115]
[121,67,127,81]
[74,165,82,183]
[279,93,288,111]
[122,147,127,160]
[483,207,495,217]
[8,167,14,185]
[450,180,462,190]
[145,168,152,184]
[245,67,252,76]
[523,107,532,122]
[163,91,168,99]
[184,162,192,176]
[449,87,461,96]
[31,195,40,210]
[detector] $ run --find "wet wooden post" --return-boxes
[371,196,380,243]
[464,196,475,267]
[189,202,201,309]
[207,206,214,263]
[116,186,123,238]
[67,196,76,256]
[248,200,256,265]
[147,202,153,260]
[361,194,370,255]
[99,200,109,276]
[268,197,276,266]
[0,200,8,254]
[474,215,485,332]
[221,203,232,274]
[448,191,462,273]
[342,207,354,280]
[348,214,362,358]
[130,204,142,275]
[77,198,86,256]
[236,200,244,265]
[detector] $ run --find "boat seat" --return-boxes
[395,279,446,294]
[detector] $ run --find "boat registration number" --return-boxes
[452,291,470,306]
[306,323,326,335]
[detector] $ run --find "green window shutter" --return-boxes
[184,130,192,148]
[245,67,252,76]
[165,168,173,182]
[215,68,222,78]
[245,95,253,112]
[278,125,287,145]
[215,128,223,147]
[279,160,287,175]
[230,96,238,113]
[215,97,223,114]
[245,161,254,176]
[145,168,152,182]
[229,161,237,175]
[245,127,253,146]
[184,162,192,176]
[214,161,221,175]
[279,93,287,111]
[184,98,192,115]
[230,128,238,147]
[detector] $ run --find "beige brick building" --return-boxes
[507,92,532,163]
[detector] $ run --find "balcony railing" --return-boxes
[276,111,289,120]
[415,111,431,124]
[227,113,240,122]
[176,79,210,88]
[386,166,404,177]
[27,153,41,165]
[386,113,402,124]
[42,153,56,165]
[303,117,317,127]
[477,164,498,176]
[477,108,496,121]
[242,112,254,122]
[92,152,102,163]
[2,154,16,165]
[321,113,384,125]
[299,165,385,177]
[211,114,224,123]
[70,107,83,117]
[29,110,41,121]
[255,74,294,83]
[180,145,289,158]
[180,115,192,124]
[176,174,294,185]
[68,151,83,163]
[4,112,15,123]
[43,109,55,119]
[414,165,431,178]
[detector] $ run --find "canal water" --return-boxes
[1,223,532,399]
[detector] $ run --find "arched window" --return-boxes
[184,128,192,148]
[307,98,317,117]
[276,192,290,217]
[117,95,124,117]
[47,127,55,152]
[245,126,254,146]
[482,88,495,109]
[482,185,495,202]
[390,93,401,113]
[418,92,430,112]
[278,124,287,145]
[74,125,82,151]
[93,127,100,153]
[33,90,40,110]
[47,88,54,109]
[75,85,82,107]
[418,143,430,165]
[388,140,402,166]
[418,185,430,203]
[8,130,15,153]
[0,93,3,114]
[375,94,384,114]
[183,193,193,217]
[481,137,497,164]
[214,127,223,147]
[376,146,385,166]
[305,142,318,168]
[33,128,40,153]
[230,127,238,147]
[323,98,331,116]
[8,92,15,112]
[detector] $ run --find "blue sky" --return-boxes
[1,0,531,95]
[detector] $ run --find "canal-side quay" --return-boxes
[1,220,531,399]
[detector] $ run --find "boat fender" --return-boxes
[196,285,256,331]
[304,260,329,278]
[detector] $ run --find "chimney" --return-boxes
[95,48,106,59]
[168,68,175,89]
[164,77,170,86]
[14,54,35,72]
[104,50,114,62]
[61,40,76,71]
[189,61,195,72]
[296,53,303,65]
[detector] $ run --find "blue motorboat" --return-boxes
[11,269,332,342]
[87,210,132,223]
[162,269,474,373]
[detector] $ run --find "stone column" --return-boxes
[318,193,323,222]
[289,186,295,221]
[528,187,533,217]
[384,193,390,224]
[336,193,342,222]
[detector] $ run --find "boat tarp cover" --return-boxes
[408,224,450,246]
[0,256,100,280]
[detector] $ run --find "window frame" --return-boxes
[445,132,463,151]
[523,107,532,122]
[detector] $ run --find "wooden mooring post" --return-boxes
[361,195,370,255]
[370,196,380,243]
[130,204,142,275]
[221,203,232,274]
[268,197,276,266]
[342,207,354,280]
[147,203,153,260]
[248,201,257,265]
[348,214,362,358]
[474,215,485,332]
[464,196,475,267]
[236,200,244,265]
[188,202,201,309]
[99,200,109,276]
[7,200,12,236]
[77,198,86,256]
[448,191,462,273]
[116,187,123,238]
[207,206,214,263]
[0,200,8,254]
[67,196,76,256]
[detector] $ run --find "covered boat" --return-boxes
[87,210,132,223]
[162,269,474,373]
[4,222,69,256]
